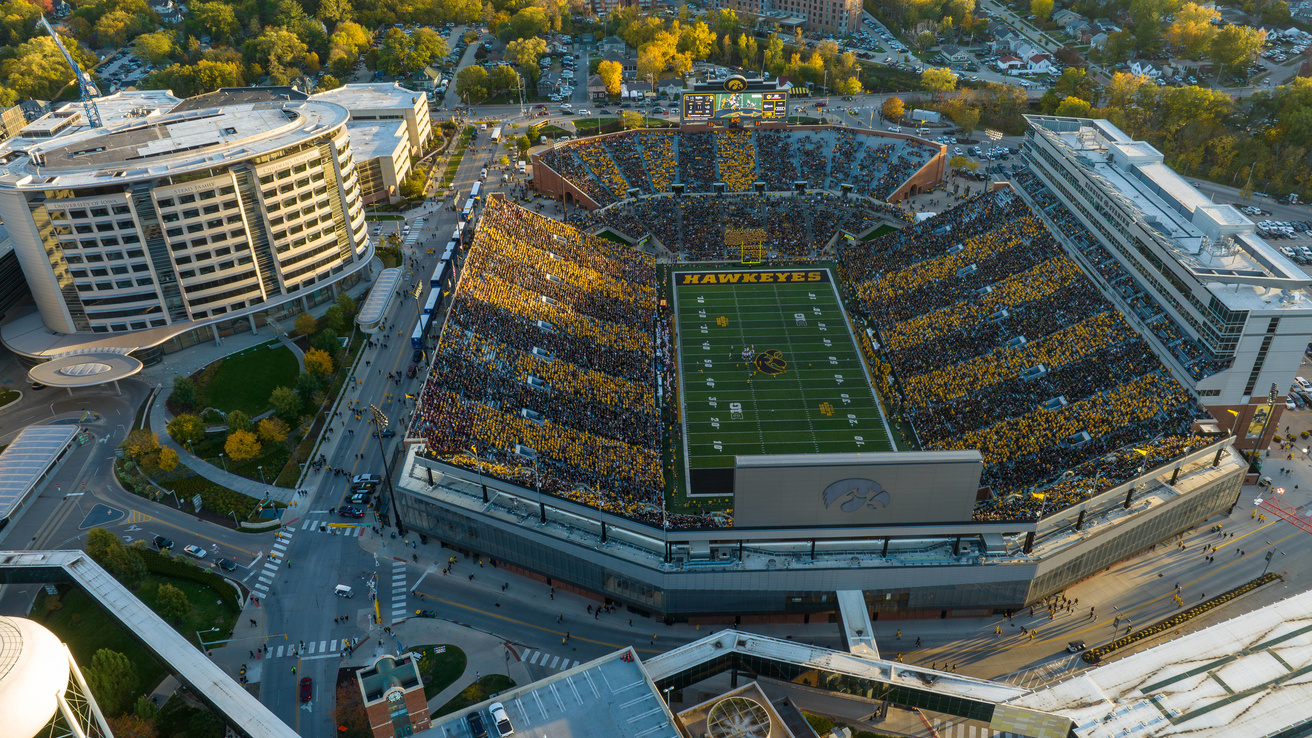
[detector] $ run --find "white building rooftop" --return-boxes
[1026,115,1310,299]
[345,118,409,161]
[1007,586,1312,738]
[312,82,424,111]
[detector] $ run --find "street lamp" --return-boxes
[218,453,227,472]
[257,465,266,484]
[369,404,405,536]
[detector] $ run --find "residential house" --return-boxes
[658,79,685,98]
[149,0,184,23]
[598,35,629,55]
[1067,19,1092,40]
[1027,53,1054,73]
[1129,60,1162,78]
[1052,9,1083,26]
[621,81,656,99]
[537,70,561,96]
[996,54,1024,70]
[599,50,639,78]
[1088,31,1109,48]
[588,74,608,100]
[416,65,444,90]
[940,44,970,63]
[989,25,1021,52]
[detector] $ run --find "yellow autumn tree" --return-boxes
[224,429,262,461]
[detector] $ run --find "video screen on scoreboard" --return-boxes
[682,91,788,121]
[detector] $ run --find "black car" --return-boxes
[338,505,366,518]
[216,558,237,572]
[350,481,378,492]
[412,349,424,363]
[379,428,396,438]
[152,535,174,551]
[347,492,373,505]
[467,712,488,738]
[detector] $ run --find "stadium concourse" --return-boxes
[536,128,941,207]
[411,188,1218,531]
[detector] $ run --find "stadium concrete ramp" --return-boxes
[837,589,880,659]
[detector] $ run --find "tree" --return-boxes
[1,37,89,100]
[304,347,335,377]
[224,429,261,461]
[156,446,179,472]
[96,9,151,47]
[335,293,356,316]
[882,96,906,121]
[1031,0,1054,21]
[1165,2,1219,58]
[243,26,308,80]
[269,386,301,419]
[334,683,370,734]
[1210,25,1266,77]
[498,6,547,42]
[166,414,205,447]
[836,76,863,95]
[293,313,317,336]
[191,1,238,40]
[156,583,191,622]
[294,371,322,406]
[621,109,645,129]
[134,31,175,65]
[123,429,161,462]
[678,21,715,60]
[1055,95,1093,116]
[85,528,146,586]
[597,59,622,95]
[141,60,244,96]
[320,73,342,90]
[950,105,980,135]
[257,417,290,444]
[506,36,547,82]
[85,649,137,716]
[312,329,341,356]
[226,409,252,434]
[764,33,785,75]
[317,0,352,23]
[921,67,958,96]
[455,64,490,103]
[172,375,198,409]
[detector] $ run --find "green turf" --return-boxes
[674,269,894,493]
[202,342,299,415]
[415,643,468,699]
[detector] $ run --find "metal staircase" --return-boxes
[233,168,282,298]
[130,185,189,322]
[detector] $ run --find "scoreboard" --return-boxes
[682,91,788,121]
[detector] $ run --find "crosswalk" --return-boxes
[389,560,408,624]
[519,648,580,672]
[296,516,366,536]
[251,529,294,600]
[265,638,356,661]
[928,720,1022,737]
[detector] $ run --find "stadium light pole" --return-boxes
[369,403,406,536]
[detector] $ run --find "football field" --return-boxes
[673,268,895,496]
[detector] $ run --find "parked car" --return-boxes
[353,474,381,485]
[489,702,514,737]
[347,492,373,505]
[216,558,237,572]
[407,364,417,378]
[467,712,489,738]
[183,545,207,559]
[299,676,312,702]
[412,349,424,363]
[152,535,174,551]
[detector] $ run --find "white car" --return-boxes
[352,474,381,485]
[578,109,591,115]
[183,545,208,559]
[489,702,514,737]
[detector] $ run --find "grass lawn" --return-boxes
[435,674,515,717]
[156,695,225,738]
[201,342,299,416]
[673,267,893,496]
[414,644,467,699]
[594,229,633,245]
[0,386,19,406]
[862,224,898,240]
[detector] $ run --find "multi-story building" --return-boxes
[725,0,861,35]
[1016,115,1312,449]
[312,83,434,204]
[355,653,431,738]
[0,93,373,365]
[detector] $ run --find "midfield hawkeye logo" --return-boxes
[822,478,891,513]
[678,270,830,285]
[754,349,787,375]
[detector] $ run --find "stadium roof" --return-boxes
[425,649,681,738]
[1007,587,1312,738]
[0,425,78,524]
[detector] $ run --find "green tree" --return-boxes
[243,26,308,80]
[376,28,415,75]
[312,329,340,356]
[320,73,343,90]
[166,413,205,447]
[172,374,198,410]
[269,386,301,419]
[1055,95,1093,116]
[133,30,175,65]
[317,0,352,23]
[455,64,490,103]
[1031,0,1054,21]
[950,105,980,135]
[190,0,238,40]
[1,37,90,99]
[96,9,151,47]
[412,27,449,69]
[226,409,252,434]
[1210,24,1266,77]
[335,293,356,316]
[506,36,547,82]
[678,20,715,60]
[294,371,322,406]
[85,528,146,584]
[85,648,138,716]
[764,33,784,75]
[156,582,191,622]
[498,6,547,42]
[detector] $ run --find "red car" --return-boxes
[299,676,312,702]
[537,110,549,116]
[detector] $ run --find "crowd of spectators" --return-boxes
[534,129,938,205]
[1011,169,1231,381]
[571,192,887,261]
[841,188,1208,516]
[414,199,738,530]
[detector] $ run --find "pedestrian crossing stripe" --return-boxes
[520,649,580,671]
[125,510,152,525]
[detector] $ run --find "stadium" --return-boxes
[393,110,1258,620]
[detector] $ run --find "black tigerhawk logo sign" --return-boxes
[754,349,787,376]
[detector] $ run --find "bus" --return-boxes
[410,319,425,350]
[489,127,502,143]
[470,182,482,200]
[460,198,475,223]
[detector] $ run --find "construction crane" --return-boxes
[38,15,102,128]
